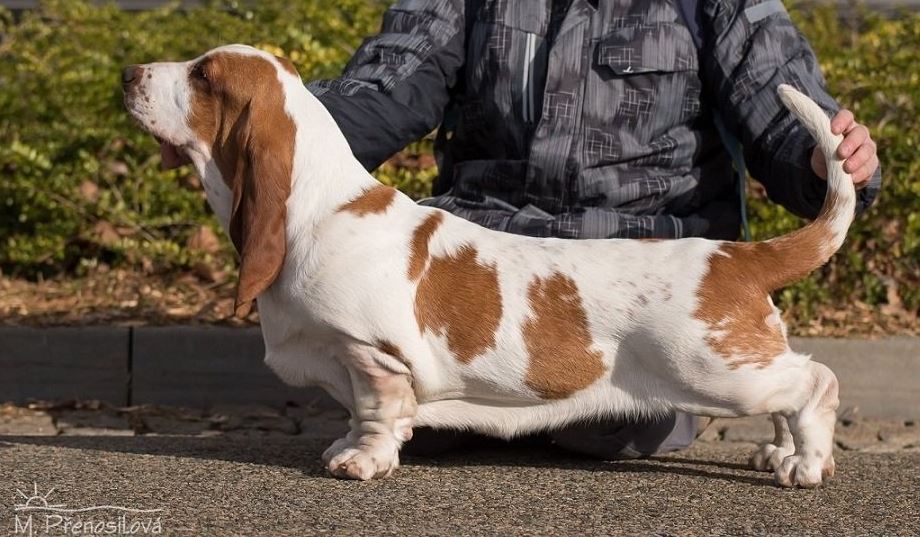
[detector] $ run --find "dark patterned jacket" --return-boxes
[308,0,881,240]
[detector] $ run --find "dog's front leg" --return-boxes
[323,343,416,480]
[749,413,795,472]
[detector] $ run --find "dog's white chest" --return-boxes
[199,160,233,231]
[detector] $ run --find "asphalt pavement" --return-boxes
[1,435,917,536]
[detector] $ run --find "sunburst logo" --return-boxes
[15,484,66,512]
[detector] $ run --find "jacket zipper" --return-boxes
[522,32,537,124]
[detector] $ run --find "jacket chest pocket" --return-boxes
[597,22,699,75]
[585,22,702,147]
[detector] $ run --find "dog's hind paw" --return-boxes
[774,454,835,488]
[749,442,794,472]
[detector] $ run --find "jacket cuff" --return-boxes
[774,126,881,218]
[772,126,826,219]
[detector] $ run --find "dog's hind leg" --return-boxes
[669,350,838,487]
[749,413,795,472]
[323,343,417,480]
[772,360,839,488]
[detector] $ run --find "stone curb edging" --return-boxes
[1,327,918,417]
[0,326,336,409]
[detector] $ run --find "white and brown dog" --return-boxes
[123,45,853,487]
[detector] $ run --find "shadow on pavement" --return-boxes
[0,435,332,478]
[0,433,771,486]
[404,434,772,486]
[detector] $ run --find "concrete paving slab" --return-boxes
[0,407,56,436]
[0,327,129,405]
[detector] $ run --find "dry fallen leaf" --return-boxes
[192,261,225,283]
[187,225,221,254]
[92,221,120,245]
[106,161,129,176]
[79,180,100,202]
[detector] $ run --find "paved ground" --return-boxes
[1,404,919,535]
[1,436,918,536]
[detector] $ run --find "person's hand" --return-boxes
[810,109,878,189]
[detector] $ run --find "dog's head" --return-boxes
[123,44,302,317]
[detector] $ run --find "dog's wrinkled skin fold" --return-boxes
[124,45,853,487]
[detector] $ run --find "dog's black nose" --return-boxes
[121,65,143,88]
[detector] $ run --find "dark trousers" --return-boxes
[549,413,698,459]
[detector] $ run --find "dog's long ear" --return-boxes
[228,98,295,318]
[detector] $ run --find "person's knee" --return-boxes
[549,412,697,460]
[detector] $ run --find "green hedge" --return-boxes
[0,0,389,276]
[0,1,917,325]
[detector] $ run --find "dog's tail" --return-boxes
[734,85,857,292]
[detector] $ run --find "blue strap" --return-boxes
[713,113,752,241]
[675,0,751,241]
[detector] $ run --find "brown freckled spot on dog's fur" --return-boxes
[337,184,397,216]
[414,245,502,364]
[637,294,648,305]
[376,339,407,365]
[522,272,605,399]
[408,211,444,281]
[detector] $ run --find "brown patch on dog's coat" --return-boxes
[408,211,445,280]
[522,272,605,399]
[338,184,397,217]
[694,245,799,369]
[414,245,502,364]
[695,244,788,368]
[186,52,295,318]
[694,182,845,369]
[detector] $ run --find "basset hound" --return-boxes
[123,45,854,487]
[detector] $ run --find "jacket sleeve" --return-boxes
[306,0,466,171]
[699,0,881,219]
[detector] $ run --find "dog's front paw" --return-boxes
[774,454,835,488]
[750,442,794,472]
[324,439,400,480]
